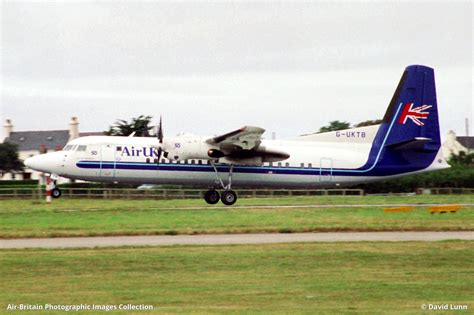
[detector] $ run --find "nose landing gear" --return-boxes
[46,176,62,199]
[51,187,62,199]
[204,162,238,206]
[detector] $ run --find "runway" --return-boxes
[1,231,473,249]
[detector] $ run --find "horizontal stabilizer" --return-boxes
[386,137,432,150]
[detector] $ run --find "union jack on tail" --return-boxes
[398,103,432,126]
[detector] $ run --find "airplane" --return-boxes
[25,65,449,205]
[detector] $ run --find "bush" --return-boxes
[355,166,474,193]
[0,180,39,186]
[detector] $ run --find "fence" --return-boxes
[1,187,472,199]
[0,188,364,199]
[418,187,474,195]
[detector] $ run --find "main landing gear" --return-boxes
[204,162,238,206]
[204,189,220,204]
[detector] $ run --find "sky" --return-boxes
[1,1,472,140]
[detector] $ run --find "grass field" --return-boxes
[0,195,472,238]
[1,241,472,314]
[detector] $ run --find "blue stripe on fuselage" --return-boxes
[75,102,432,178]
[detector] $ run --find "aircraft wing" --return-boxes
[206,126,265,150]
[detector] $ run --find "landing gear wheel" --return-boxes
[221,190,237,206]
[204,189,220,204]
[51,187,62,199]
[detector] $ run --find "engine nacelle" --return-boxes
[163,133,218,161]
[162,133,290,165]
[207,149,225,158]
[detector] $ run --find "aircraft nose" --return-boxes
[24,153,62,173]
[24,156,37,169]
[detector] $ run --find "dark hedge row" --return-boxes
[0,180,39,186]
[355,166,474,193]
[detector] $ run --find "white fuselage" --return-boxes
[26,125,448,189]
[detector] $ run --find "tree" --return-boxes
[105,115,154,137]
[0,143,24,176]
[448,151,474,167]
[354,119,382,127]
[318,120,351,133]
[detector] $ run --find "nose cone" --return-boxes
[24,156,36,169]
[25,153,62,173]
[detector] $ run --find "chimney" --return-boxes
[69,117,79,140]
[447,130,457,143]
[3,119,13,140]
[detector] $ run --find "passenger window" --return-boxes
[269,162,273,167]
[154,158,159,163]
[146,158,150,163]
[285,162,290,167]
[308,163,312,168]
[300,163,305,168]
[116,146,122,151]
[77,145,87,151]
[191,160,195,164]
[277,162,282,167]
[161,159,166,163]
[198,160,202,165]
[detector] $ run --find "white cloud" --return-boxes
[1,1,472,139]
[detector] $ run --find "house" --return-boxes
[2,117,103,182]
[442,130,474,160]
[456,136,474,153]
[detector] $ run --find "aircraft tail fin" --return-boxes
[379,65,440,149]
[365,65,448,175]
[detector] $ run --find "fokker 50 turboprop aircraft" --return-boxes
[25,65,449,205]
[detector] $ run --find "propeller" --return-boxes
[156,116,167,163]
[157,115,164,144]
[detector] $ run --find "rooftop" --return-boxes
[4,130,105,151]
[5,130,69,151]
[457,136,474,149]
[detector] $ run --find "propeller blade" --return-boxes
[156,115,168,164]
[157,115,163,144]
[157,147,162,164]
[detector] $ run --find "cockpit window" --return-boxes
[63,145,73,151]
[77,145,87,151]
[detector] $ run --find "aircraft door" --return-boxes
[319,158,333,182]
[100,144,116,178]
